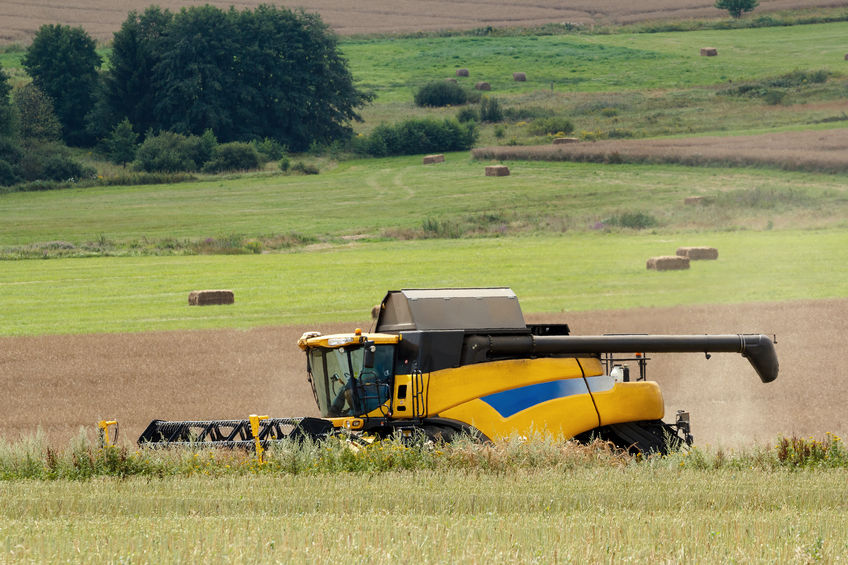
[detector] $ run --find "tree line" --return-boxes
[0,4,370,185]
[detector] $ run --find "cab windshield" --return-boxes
[308,344,394,417]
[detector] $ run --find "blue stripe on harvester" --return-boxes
[480,378,590,419]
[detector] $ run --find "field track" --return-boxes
[1,299,844,447]
[0,0,843,43]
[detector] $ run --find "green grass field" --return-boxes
[2,229,846,336]
[2,157,847,249]
[345,21,848,101]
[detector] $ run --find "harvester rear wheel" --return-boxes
[574,420,687,455]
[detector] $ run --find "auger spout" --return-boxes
[484,333,779,383]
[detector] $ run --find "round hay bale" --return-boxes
[844,54,848,61]
[684,196,705,205]
[189,289,235,306]
[475,81,491,91]
[676,247,718,260]
[485,165,510,177]
[646,256,690,271]
[445,78,458,83]
[456,68,469,77]
[700,47,718,57]
[513,72,526,81]
[371,304,381,319]
[423,154,445,165]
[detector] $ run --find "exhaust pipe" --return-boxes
[483,334,779,383]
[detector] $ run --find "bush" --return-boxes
[279,156,291,172]
[414,81,468,107]
[479,96,503,123]
[290,161,319,175]
[133,130,218,172]
[42,154,95,181]
[252,138,286,162]
[0,159,21,186]
[202,142,261,173]
[363,118,478,157]
[605,212,658,230]
[456,107,479,123]
[529,117,575,136]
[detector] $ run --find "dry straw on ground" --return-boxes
[473,129,848,174]
[2,300,846,447]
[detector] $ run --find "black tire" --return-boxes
[574,420,686,455]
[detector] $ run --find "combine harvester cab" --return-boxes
[140,288,778,454]
[298,288,778,453]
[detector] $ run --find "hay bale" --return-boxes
[844,54,848,61]
[371,304,381,319]
[456,68,469,77]
[676,246,718,260]
[485,165,510,177]
[475,81,491,91]
[684,196,705,205]
[513,72,526,81]
[445,78,458,83]
[646,256,690,271]
[423,154,445,165]
[700,47,718,57]
[552,137,579,145]
[188,289,235,306]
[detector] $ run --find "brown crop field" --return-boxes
[0,0,844,43]
[474,127,848,173]
[1,299,845,448]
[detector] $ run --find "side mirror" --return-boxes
[363,341,376,368]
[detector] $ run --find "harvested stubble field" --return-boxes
[474,128,848,173]
[1,299,845,447]
[0,0,844,43]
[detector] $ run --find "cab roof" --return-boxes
[374,287,526,333]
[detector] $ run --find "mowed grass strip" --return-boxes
[0,469,846,562]
[1,229,845,336]
[2,157,848,248]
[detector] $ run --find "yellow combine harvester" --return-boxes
[140,288,778,452]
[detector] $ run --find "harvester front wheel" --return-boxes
[575,420,689,455]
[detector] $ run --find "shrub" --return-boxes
[363,118,477,157]
[291,161,319,175]
[414,81,467,107]
[279,155,291,172]
[605,212,658,230]
[529,117,575,136]
[252,138,286,162]
[0,159,21,186]
[42,154,95,181]
[133,130,218,172]
[202,142,261,173]
[456,107,479,123]
[479,96,503,123]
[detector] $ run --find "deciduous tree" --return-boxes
[715,0,759,18]
[22,24,101,146]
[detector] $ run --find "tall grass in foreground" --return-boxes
[1,430,846,481]
[1,434,847,562]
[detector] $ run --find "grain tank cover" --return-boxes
[375,288,526,332]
